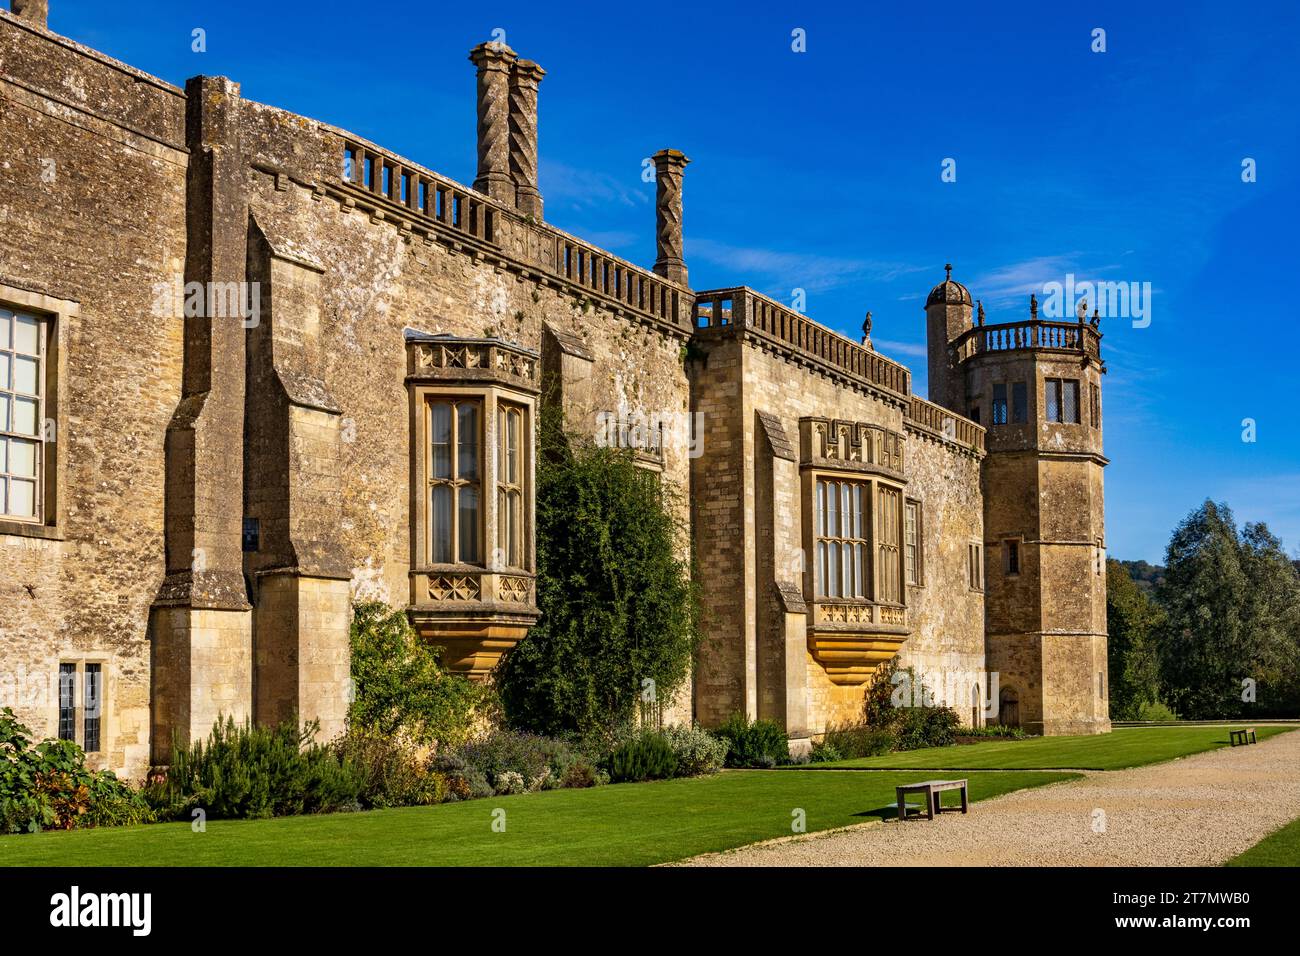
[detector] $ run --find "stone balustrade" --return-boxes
[342,139,496,244]
[694,287,912,398]
[906,394,986,453]
[554,234,681,326]
[954,319,1102,362]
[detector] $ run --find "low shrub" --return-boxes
[808,741,843,763]
[146,716,362,821]
[1135,700,1179,722]
[336,730,446,809]
[559,757,603,789]
[428,752,493,801]
[660,723,727,776]
[958,724,1029,739]
[0,708,151,834]
[714,713,789,768]
[454,730,581,793]
[895,706,961,751]
[818,721,897,760]
[607,730,678,783]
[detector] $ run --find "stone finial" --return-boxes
[944,262,953,282]
[1076,297,1088,322]
[1091,307,1100,328]
[652,149,691,286]
[508,59,545,220]
[861,311,873,348]
[11,0,48,28]
[1029,293,1038,319]
[469,41,517,205]
[977,300,985,325]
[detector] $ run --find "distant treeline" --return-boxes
[1108,501,1300,720]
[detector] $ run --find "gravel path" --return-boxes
[678,729,1300,866]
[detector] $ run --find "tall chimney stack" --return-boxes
[468,41,516,205]
[508,59,546,220]
[11,0,49,28]
[652,149,690,286]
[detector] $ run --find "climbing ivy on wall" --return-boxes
[496,408,699,736]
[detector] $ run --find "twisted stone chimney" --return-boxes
[11,0,48,28]
[652,149,690,286]
[509,59,545,220]
[469,41,516,205]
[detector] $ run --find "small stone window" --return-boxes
[1046,377,1081,424]
[991,383,1007,425]
[0,308,48,522]
[968,542,983,590]
[1090,382,1101,428]
[904,499,923,586]
[56,661,103,754]
[1003,538,1020,576]
[1012,382,1028,424]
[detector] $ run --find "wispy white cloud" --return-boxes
[686,237,926,294]
[540,160,650,211]
[571,229,639,250]
[871,337,927,359]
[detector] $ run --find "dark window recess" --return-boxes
[1012,382,1028,423]
[242,517,260,553]
[83,663,101,753]
[1063,380,1079,423]
[1005,539,1020,575]
[992,384,1008,425]
[1046,378,1082,424]
[969,406,980,424]
[58,663,75,741]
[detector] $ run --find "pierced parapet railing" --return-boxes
[342,140,497,245]
[905,395,986,453]
[953,320,1102,363]
[694,288,911,398]
[553,234,683,326]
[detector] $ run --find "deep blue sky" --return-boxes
[49,0,1299,562]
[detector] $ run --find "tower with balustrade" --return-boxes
[926,267,1110,735]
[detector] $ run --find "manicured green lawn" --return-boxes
[798,725,1296,771]
[1226,815,1300,867]
[0,770,1075,867]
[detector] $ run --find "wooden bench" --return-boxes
[896,779,968,821]
[1229,727,1257,746]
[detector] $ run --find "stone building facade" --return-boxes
[0,3,1107,779]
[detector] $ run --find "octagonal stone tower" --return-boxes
[928,271,1110,735]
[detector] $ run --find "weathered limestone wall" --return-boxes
[235,98,695,721]
[690,325,985,737]
[688,338,746,726]
[896,426,986,723]
[0,13,187,777]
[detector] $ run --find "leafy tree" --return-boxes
[1154,501,1300,718]
[347,601,482,746]
[496,410,699,736]
[1105,558,1163,718]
